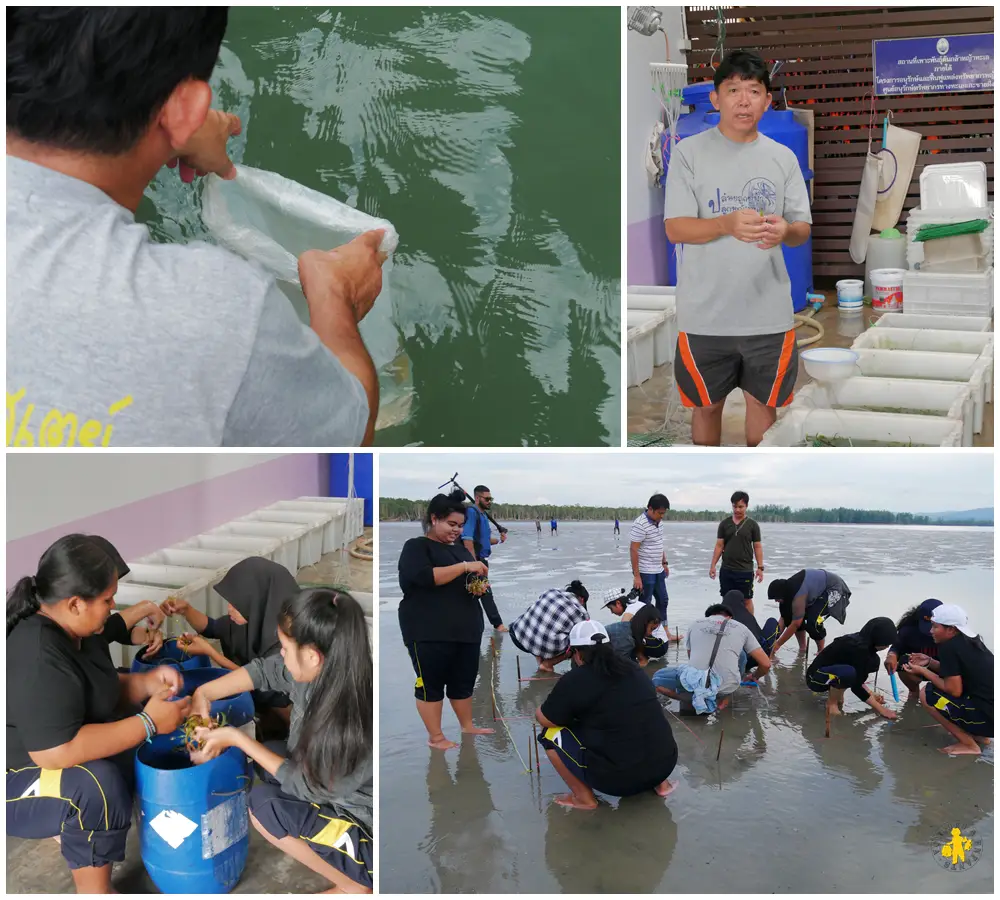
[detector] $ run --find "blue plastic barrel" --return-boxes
[135,668,256,893]
[662,81,814,312]
[131,638,212,675]
[135,739,250,893]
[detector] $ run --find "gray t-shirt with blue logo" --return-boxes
[663,127,811,337]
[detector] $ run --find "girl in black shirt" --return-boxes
[397,490,500,750]
[6,535,190,894]
[884,598,942,693]
[905,603,993,755]
[806,617,898,721]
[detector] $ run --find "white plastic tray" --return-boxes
[268,500,347,554]
[792,377,975,446]
[902,268,993,318]
[196,526,302,575]
[872,314,991,333]
[234,512,329,568]
[852,328,993,356]
[920,162,988,209]
[761,407,963,447]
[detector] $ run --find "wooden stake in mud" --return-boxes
[825,704,831,739]
[532,721,541,773]
[716,728,724,761]
[516,655,522,684]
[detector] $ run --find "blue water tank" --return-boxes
[662,81,814,312]
[135,667,256,893]
[131,637,213,675]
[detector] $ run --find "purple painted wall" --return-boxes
[627,216,668,287]
[6,455,327,586]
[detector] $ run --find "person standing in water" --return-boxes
[664,49,812,446]
[629,493,678,641]
[906,604,992,756]
[806,617,898,721]
[535,519,542,535]
[535,622,678,810]
[462,485,508,635]
[398,490,500,750]
[613,517,620,535]
[709,491,764,602]
[551,517,558,535]
[767,568,851,657]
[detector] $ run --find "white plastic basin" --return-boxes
[232,514,326,568]
[800,347,860,382]
[269,500,348,553]
[852,328,993,356]
[761,408,963,447]
[872,314,992,333]
[197,527,301,575]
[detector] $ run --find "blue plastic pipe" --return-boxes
[890,671,900,702]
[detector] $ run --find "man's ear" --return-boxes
[157,79,212,152]
[709,89,720,111]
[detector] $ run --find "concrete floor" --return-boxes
[627,298,994,447]
[6,528,373,894]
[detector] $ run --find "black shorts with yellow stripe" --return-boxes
[6,758,132,870]
[249,783,373,889]
[923,685,993,738]
[674,330,798,409]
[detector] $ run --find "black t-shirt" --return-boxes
[808,634,878,701]
[717,517,761,571]
[937,634,993,715]
[7,614,124,769]
[889,624,938,661]
[397,537,500,644]
[540,664,677,796]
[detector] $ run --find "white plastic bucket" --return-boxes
[836,279,864,309]
[870,268,905,312]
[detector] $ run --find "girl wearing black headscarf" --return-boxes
[605,604,662,667]
[161,557,298,721]
[806,617,898,721]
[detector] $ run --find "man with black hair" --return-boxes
[7,8,386,447]
[710,491,764,600]
[462,485,507,633]
[664,49,812,447]
[628,493,677,641]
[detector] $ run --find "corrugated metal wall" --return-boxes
[684,6,994,278]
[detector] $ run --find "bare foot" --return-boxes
[827,703,842,718]
[428,735,458,750]
[717,697,730,711]
[554,793,598,810]
[939,743,982,756]
[976,737,992,746]
[669,633,683,643]
[538,662,555,673]
[461,726,495,735]
[654,779,677,798]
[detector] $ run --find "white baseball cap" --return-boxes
[930,604,978,638]
[568,620,610,647]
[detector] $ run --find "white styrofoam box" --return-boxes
[852,328,993,356]
[760,407,963,447]
[853,348,990,433]
[235,511,330,568]
[269,500,347,554]
[902,268,993,318]
[627,316,656,387]
[196,527,301,575]
[627,309,671,367]
[793,378,975,446]
[920,162,988,209]
[872,314,991,333]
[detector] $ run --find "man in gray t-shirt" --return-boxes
[7,8,385,448]
[663,50,812,447]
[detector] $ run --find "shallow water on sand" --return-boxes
[379,521,994,893]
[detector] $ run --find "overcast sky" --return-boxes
[378,452,994,513]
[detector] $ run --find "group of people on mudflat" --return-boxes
[398,486,993,811]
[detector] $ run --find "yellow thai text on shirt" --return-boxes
[6,390,133,447]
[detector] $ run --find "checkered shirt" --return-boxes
[509,589,589,657]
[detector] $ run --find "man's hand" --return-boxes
[756,215,789,250]
[169,110,242,182]
[663,564,670,578]
[884,652,898,675]
[298,230,387,324]
[500,532,508,544]
[709,565,717,580]
[722,209,770,244]
[633,573,643,591]
[495,624,508,633]
[755,567,765,584]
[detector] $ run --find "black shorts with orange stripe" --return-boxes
[674,330,798,408]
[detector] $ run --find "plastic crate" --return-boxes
[902,269,993,317]
[268,500,348,554]
[760,408,963,447]
[234,511,331,568]
[627,309,672,367]
[200,525,304,575]
[626,316,656,387]
[792,378,975,446]
[872,314,991,333]
[852,328,993,356]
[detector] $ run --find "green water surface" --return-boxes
[140,7,621,446]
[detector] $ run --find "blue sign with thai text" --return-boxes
[873,33,993,96]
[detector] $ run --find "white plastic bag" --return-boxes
[202,165,400,369]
